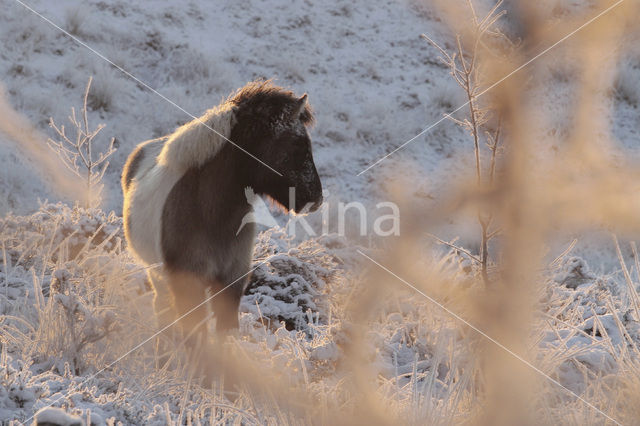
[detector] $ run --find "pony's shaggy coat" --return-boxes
[122,104,235,266]
[122,81,322,335]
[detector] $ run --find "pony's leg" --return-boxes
[147,266,176,367]
[147,266,175,331]
[203,279,243,393]
[166,270,209,347]
[209,279,241,333]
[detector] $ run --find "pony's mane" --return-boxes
[228,80,315,126]
[157,80,313,174]
[157,102,234,173]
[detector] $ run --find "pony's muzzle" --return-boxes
[294,195,322,213]
[308,196,323,213]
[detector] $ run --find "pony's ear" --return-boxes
[294,94,308,117]
[293,93,315,126]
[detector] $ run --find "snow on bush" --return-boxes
[242,227,343,331]
[33,406,83,426]
[0,203,146,376]
[541,255,640,393]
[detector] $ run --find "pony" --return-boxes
[121,81,322,342]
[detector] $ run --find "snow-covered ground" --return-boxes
[1,203,639,424]
[1,0,640,424]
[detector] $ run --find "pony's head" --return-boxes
[229,81,323,213]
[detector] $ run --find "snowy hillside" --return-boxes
[0,0,466,215]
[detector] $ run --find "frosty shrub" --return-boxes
[0,203,147,377]
[422,0,512,286]
[243,227,342,331]
[47,77,116,208]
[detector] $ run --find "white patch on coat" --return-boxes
[123,104,234,264]
[157,103,235,174]
[125,162,181,264]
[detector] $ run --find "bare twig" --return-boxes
[631,242,640,283]
[422,1,506,286]
[47,76,116,207]
[425,232,482,264]
[487,117,502,186]
[549,239,578,268]
[613,235,640,322]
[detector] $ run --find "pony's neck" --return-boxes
[157,103,235,173]
[197,143,254,231]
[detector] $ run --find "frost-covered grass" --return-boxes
[1,205,639,424]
